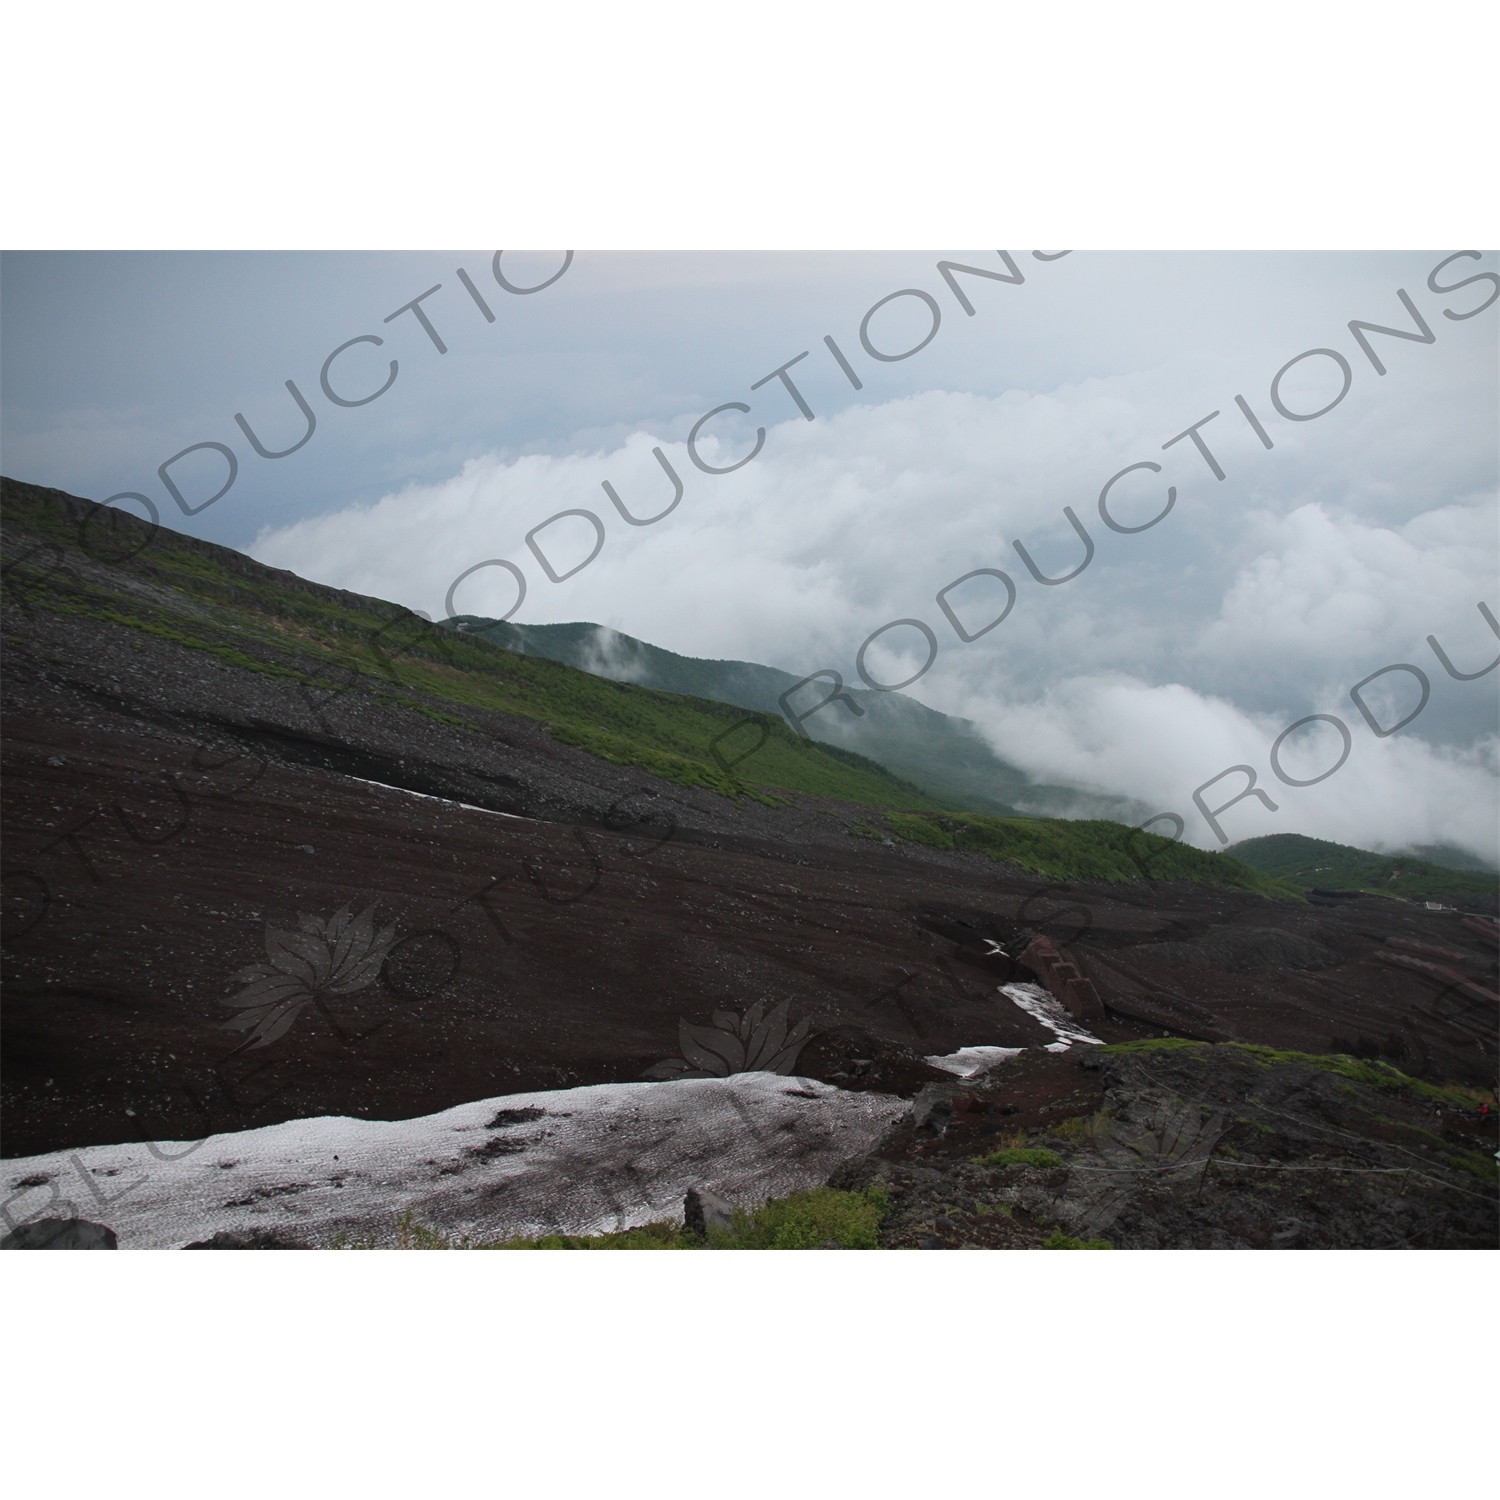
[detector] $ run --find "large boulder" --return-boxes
[2,1217,117,1249]
[683,1186,735,1237]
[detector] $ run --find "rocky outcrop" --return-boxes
[1,1217,116,1249]
[1020,935,1105,1024]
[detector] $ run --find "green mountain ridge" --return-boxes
[447,616,1141,824]
[1229,833,1498,907]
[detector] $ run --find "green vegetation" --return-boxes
[885,810,957,851]
[1044,1226,1112,1249]
[449,616,1045,819]
[0,481,945,813]
[1101,1038,1485,1109]
[353,1183,893,1249]
[974,1146,1066,1170]
[1229,832,1497,905]
[702,1182,890,1249]
[883,810,1299,896]
[1446,1153,1497,1182]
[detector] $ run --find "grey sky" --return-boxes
[6,248,1486,546]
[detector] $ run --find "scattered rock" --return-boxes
[2,1217,117,1249]
[1270,1218,1309,1250]
[911,1084,956,1135]
[835,1043,1497,1249]
[1127,928,1339,974]
[486,1107,546,1128]
[181,1229,309,1249]
[683,1186,735,1236]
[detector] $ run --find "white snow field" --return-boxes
[2,1074,908,1249]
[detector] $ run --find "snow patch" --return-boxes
[346,776,534,821]
[1,1073,906,1250]
[1000,982,1103,1051]
[923,1046,1025,1078]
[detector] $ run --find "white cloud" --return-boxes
[945,670,1499,858]
[1194,501,1499,698]
[252,355,1498,858]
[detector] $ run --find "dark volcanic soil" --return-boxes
[831,1043,1498,1250]
[3,488,1497,1208]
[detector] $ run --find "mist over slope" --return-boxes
[448,616,1143,824]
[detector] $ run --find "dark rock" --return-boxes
[182,1229,309,1249]
[1270,1218,1309,1249]
[486,1107,546,1128]
[683,1186,735,1237]
[911,1084,955,1135]
[826,1156,881,1192]
[2,1217,117,1249]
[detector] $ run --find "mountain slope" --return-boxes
[1230,833,1499,908]
[0,478,1296,897]
[11,476,1500,1177]
[448,617,1136,823]
[0,479,945,813]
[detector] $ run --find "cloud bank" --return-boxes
[252,304,1497,859]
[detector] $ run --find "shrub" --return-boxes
[884,811,955,851]
[708,1183,890,1249]
[1044,1226,1112,1249]
[1447,1153,1497,1183]
[974,1146,1066,1170]
[363,1183,892,1250]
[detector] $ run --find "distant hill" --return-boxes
[1230,833,1499,910]
[1405,844,1499,874]
[446,617,1140,823]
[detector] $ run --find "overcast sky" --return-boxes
[4,249,1496,857]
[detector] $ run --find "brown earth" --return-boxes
[3,490,1497,1184]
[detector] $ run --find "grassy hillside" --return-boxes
[450,616,1142,823]
[1230,833,1499,906]
[0,479,943,811]
[877,810,1299,896]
